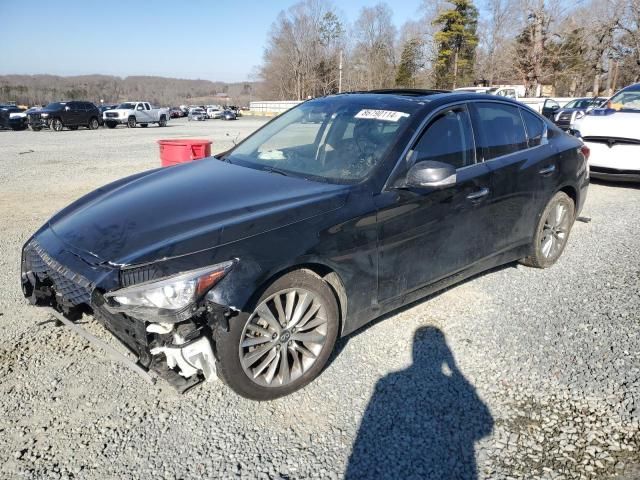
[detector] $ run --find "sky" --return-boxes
[0,0,425,83]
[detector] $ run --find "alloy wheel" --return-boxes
[239,288,328,387]
[540,201,571,259]
[52,119,63,131]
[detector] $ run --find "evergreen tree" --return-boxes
[432,0,479,89]
[396,38,424,87]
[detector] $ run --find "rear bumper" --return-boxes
[590,167,640,183]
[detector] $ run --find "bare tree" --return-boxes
[346,3,397,90]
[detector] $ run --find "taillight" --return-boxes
[580,144,590,161]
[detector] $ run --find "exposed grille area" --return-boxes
[105,112,119,118]
[119,264,162,287]
[23,240,93,306]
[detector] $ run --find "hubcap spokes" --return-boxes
[541,202,570,258]
[240,288,328,387]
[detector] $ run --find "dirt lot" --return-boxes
[0,118,638,479]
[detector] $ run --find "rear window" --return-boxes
[473,103,528,160]
[520,109,545,147]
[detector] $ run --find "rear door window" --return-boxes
[411,106,475,170]
[520,109,546,147]
[472,102,528,160]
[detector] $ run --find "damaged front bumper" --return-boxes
[21,237,231,393]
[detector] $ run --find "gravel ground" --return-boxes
[0,119,638,479]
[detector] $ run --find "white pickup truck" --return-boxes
[103,101,169,129]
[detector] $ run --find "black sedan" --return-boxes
[21,90,588,399]
[553,97,606,130]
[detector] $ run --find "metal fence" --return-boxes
[249,100,302,116]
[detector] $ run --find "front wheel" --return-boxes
[127,116,136,128]
[521,191,575,268]
[51,119,64,131]
[106,122,117,129]
[215,270,339,400]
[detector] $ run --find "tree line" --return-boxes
[258,0,640,99]
[0,74,256,107]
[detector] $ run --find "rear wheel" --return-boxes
[51,118,63,131]
[88,117,99,130]
[521,191,575,268]
[215,270,339,400]
[127,116,136,128]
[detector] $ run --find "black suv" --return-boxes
[28,101,101,131]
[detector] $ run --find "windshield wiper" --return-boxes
[263,166,290,177]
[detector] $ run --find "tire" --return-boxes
[106,122,117,129]
[51,118,64,131]
[159,115,167,127]
[127,116,136,128]
[215,269,339,400]
[88,117,99,130]
[140,123,148,128]
[30,125,41,132]
[521,191,575,268]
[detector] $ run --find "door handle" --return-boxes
[539,165,556,176]
[466,187,490,201]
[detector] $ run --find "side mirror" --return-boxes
[404,160,456,189]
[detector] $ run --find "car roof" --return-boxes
[329,89,526,110]
[621,83,640,92]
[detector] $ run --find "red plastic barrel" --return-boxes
[157,139,212,167]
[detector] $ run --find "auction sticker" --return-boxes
[355,109,410,122]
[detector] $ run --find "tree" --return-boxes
[396,38,424,87]
[432,0,479,89]
[515,3,551,96]
[260,0,344,100]
[347,3,397,90]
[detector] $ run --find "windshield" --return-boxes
[608,89,640,112]
[226,98,415,183]
[45,102,66,109]
[117,102,136,110]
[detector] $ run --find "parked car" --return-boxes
[170,108,183,118]
[21,90,588,399]
[188,108,207,121]
[572,83,640,182]
[221,109,237,120]
[206,107,222,119]
[0,105,28,130]
[227,105,242,117]
[27,101,101,131]
[552,97,606,131]
[103,101,169,129]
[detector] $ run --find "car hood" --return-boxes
[29,107,59,115]
[574,111,640,139]
[47,159,349,265]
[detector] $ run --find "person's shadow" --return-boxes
[344,326,494,480]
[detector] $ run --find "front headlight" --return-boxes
[41,113,49,118]
[104,260,234,322]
